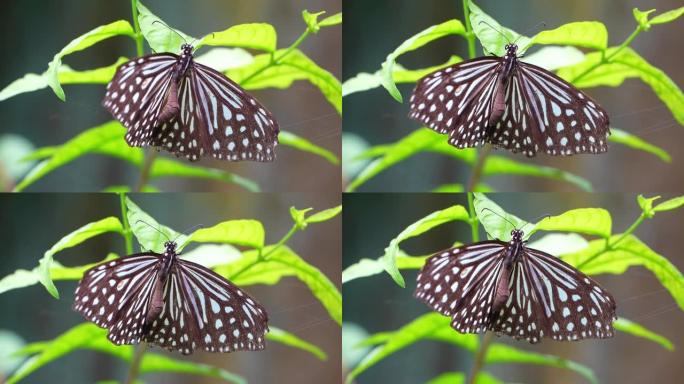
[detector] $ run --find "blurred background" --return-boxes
[343,0,684,192]
[343,193,684,383]
[0,193,341,383]
[0,0,341,192]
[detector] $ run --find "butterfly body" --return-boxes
[414,229,616,343]
[409,43,610,157]
[74,240,268,354]
[103,44,279,162]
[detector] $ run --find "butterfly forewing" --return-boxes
[414,242,507,331]
[103,55,178,147]
[143,259,268,354]
[409,44,610,157]
[73,254,162,345]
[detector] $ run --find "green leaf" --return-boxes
[345,129,452,192]
[427,372,502,384]
[432,183,493,192]
[637,194,660,214]
[343,251,428,284]
[47,20,135,100]
[9,323,246,384]
[481,156,593,191]
[650,6,684,25]
[557,47,684,127]
[192,48,254,72]
[268,326,327,360]
[522,46,585,71]
[382,205,469,287]
[197,23,277,52]
[347,313,596,384]
[14,121,124,191]
[609,128,671,162]
[126,197,186,253]
[187,220,265,249]
[302,10,326,33]
[217,246,341,325]
[653,195,684,212]
[227,49,341,114]
[343,56,462,97]
[279,130,339,165]
[380,19,466,102]
[37,217,123,298]
[562,234,684,311]
[474,193,530,240]
[535,208,612,238]
[614,317,674,350]
[58,58,129,84]
[0,269,44,296]
[306,205,342,224]
[320,12,342,27]
[290,207,314,229]
[102,184,160,193]
[137,1,195,53]
[527,233,589,255]
[0,73,50,102]
[528,21,608,51]
[18,122,259,192]
[469,0,531,55]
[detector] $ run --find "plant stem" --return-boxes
[467,332,493,384]
[467,192,479,242]
[130,0,144,57]
[229,224,300,280]
[240,29,311,86]
[135,151,157,192]
[125,342,148,384]
[466,145,491,192]
[119,193,133,255]
[129,0,157,192]
[462,0,476,59]
[570,25,643,84]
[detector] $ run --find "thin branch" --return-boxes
[135,150,158,192]
[466,144,491,192]
[125,342,148,384]
[467,332,493,384]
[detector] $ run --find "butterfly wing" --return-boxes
[489,246,616,343]
[151,61,280,162]
[409,57,504,149]
[414,241,508,333]
[143,258,269,354]
[102,54,179,148]
[73,254,162,345]
[488,61,610,157]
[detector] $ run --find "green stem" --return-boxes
[229,224,300,280]
[466,144,491,192]
[462,0,476,59]
[124,342,148,384]
[570,25,643,84]
[576,211,647,269]
[119,193,133,255]
[130,0,156,191]
[130,0,144,56]
[240,29,311,86]
[467,192,479,242]
[467,332,493,384]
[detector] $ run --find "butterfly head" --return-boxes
[180,43,194,57]
[164,241,178,254]
[504,43,518,57]
[510,228,524,242]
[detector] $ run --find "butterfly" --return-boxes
[102,43,279,162]
[409,43,610,157]
[414,228,616,343]
[73,240,268,354]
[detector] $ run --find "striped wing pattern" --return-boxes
[73,254,161,345]
[408,44,610,157]
[74,248,268,354]
[102,44,279,162]
[143,259,268,354]
[414,239,616,343]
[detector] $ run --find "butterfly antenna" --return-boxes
[172,224,205,243]
[513,21,547,45]
[151,20,188,44]
[479,207,518,229]
[478,20,511,44]
[520,214,552,233]
[135,220,171,242]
